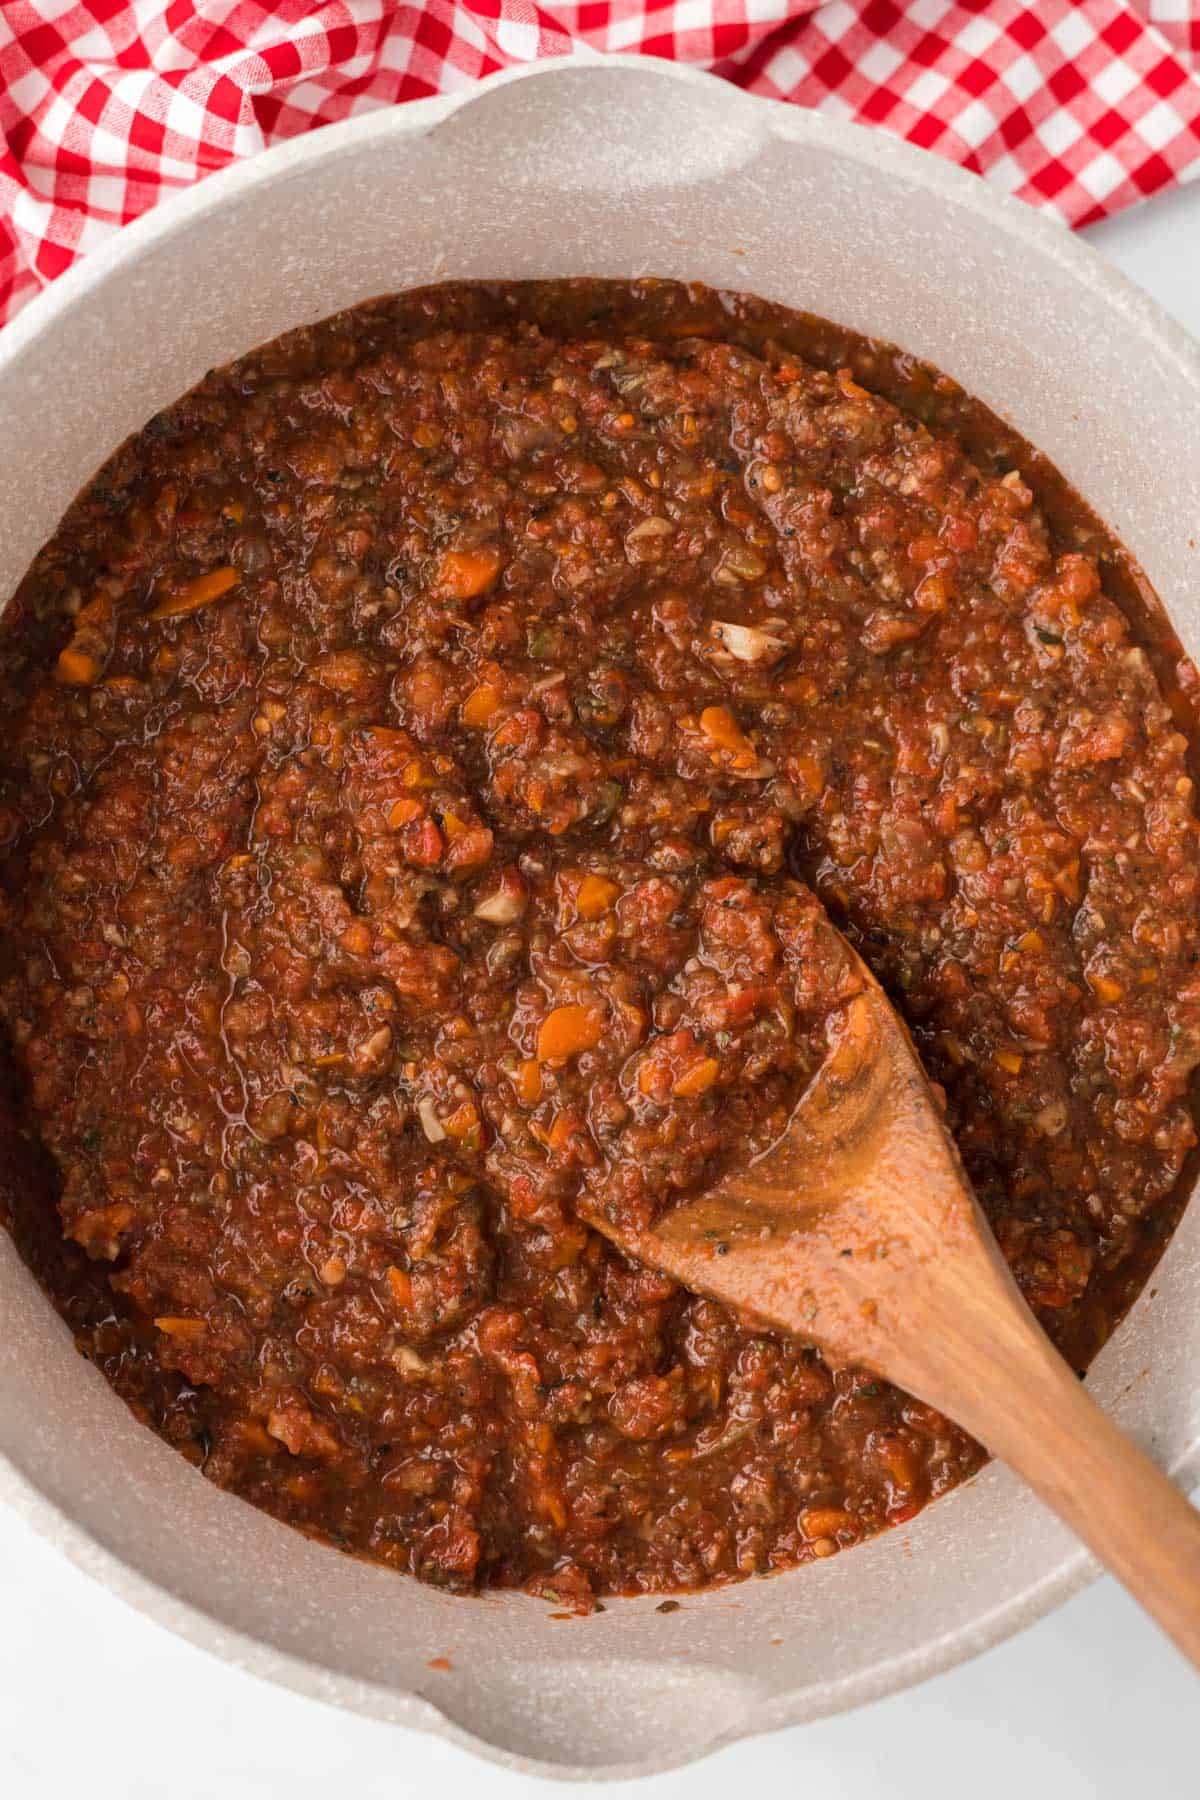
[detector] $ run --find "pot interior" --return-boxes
[1,59,1199,1778]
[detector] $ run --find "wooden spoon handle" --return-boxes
[901,1275,1200,1669]
[1005,1366,1200,1667]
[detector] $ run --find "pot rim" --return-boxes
[2,52,1199,1780]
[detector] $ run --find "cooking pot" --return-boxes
[1,54,1199,1780]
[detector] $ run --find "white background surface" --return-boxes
[3,178,1200,1797]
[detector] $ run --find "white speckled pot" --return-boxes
[1,54,1199,1781]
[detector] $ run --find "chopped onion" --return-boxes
[417,1096,446,1142]
[626,515,673,543]
[714,544,767,583]
[711,620,786,665]
[1034,1099,1068,1138]
[473,889,523,924]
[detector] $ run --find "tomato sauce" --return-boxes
[1,279,1197,1607]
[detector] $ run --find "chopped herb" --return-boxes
[527,624,564,660]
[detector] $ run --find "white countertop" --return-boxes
[3,178,1199,1800]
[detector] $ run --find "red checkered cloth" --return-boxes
[2,1,1199,328]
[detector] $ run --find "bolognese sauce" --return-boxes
[1,280,1197,1608]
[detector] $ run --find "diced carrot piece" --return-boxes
[575,874,621,920]
[151,564,239,620]
[388,797,424,828]
[547,1112,576,1152]
[491,712,538,752]
[699,704,754,757]
[55,646,102,686]
[442,1100,480,1141]
[537,1002,604,1062]
[874,1435,918,1491]
[340,920,373,955]
[441,810,467,840]
[539,1490,568,1530]
[444,822,493,872]
[800,1506,853,1540]
[636,1057,664,1099]
[1054,860,1081,902]
[462,684,502,727]
[995,1049,1024,1075]
[437,547,502,600]
[673,1056,720,1098]
[386,1266,413,1307]
[516,1059,543,1106]
[915,572,950,613]
[1089,973,1124,1003]
[154,1316,206,1337]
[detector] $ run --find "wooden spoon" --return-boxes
[590,949,1200,1665]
